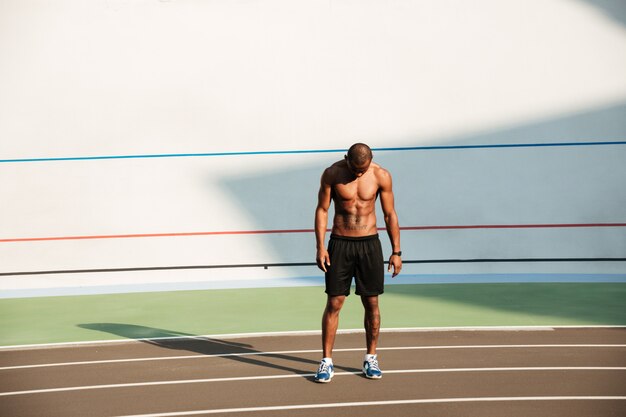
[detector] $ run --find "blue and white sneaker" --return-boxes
[363,356,382,379]
[314,360,334,383]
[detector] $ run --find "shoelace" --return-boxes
[317,361,332,374]
[367,358,380,371]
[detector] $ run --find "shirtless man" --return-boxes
[314,143,402,383]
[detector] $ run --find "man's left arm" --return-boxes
[378,169,402,277]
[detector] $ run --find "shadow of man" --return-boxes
[78,323,360,380]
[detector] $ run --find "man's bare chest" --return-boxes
[332,180,379,203]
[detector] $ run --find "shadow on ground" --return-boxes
[384,283,626,326]
[77,323,361,379]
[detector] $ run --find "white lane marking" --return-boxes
[1,367,625,397]
[115,396,626,417]
[2,325,624,350]
[2,344,625,371]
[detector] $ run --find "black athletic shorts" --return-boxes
[325,234,385,296]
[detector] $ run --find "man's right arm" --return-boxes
[315,169,332,272]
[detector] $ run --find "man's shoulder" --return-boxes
[330,160,347,170]
[322,160,347,177]
[371,162,390,177]
[372,163,393,187]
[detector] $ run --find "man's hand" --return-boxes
[316,248,331,272]
[388,254,402,278]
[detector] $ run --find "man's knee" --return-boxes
[325,295,346,314]
[361,295,379,311]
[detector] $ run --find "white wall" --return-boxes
[1,0,625,295]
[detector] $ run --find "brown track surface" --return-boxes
[1,328,625,416]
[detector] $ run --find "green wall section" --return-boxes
[1,283,625,347]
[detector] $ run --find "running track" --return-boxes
[1,327,625,416]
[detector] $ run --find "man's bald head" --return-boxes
[347,143,373,166]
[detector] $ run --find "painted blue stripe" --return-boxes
[0,148,345,163]
[1,141,625,164]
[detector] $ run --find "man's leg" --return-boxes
[315,295,345,383]
[361,295,383,379]
[322,295,346,358]
[361,295,381,354]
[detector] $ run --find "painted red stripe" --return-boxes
[1,223,625,243]
[0,229,316,243]
[401,223,626,230]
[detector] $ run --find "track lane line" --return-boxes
[113,396,626,417]
[4,325,625,350]
[2,344,625,371]
[1,367,625,397]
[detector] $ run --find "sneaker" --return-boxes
[363,356,382,379]
[314,360,334,383]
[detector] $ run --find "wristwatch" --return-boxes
[392,251,402,257]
